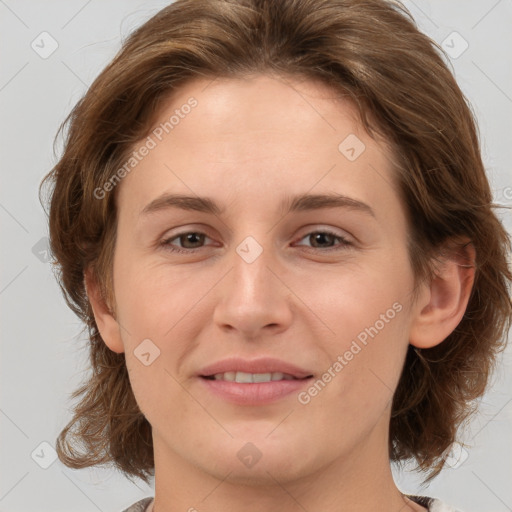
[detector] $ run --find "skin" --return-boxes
[87,74,475,512]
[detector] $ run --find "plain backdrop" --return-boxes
[1,1,511,511]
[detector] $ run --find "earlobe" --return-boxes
[84,268,125,354]
[409,240,476,349]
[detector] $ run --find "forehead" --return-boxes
[154,73,367,146]
[115,74,401,224]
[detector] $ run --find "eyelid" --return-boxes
[159,224,214,241]
[293,225,353,242]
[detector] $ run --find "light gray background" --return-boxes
[1,1,511,511]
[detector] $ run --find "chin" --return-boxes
[209,456,308,487]
[193,436,320,485]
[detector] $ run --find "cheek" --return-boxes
[311,254,412,390]
[113,256,200,340]
[315,258,410,337]
[301,286,409,439]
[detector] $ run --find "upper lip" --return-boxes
[199,357,313,379]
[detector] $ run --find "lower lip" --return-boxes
[199,376,313,405]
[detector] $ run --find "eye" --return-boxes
[160,231,213,253]
[293,230,353,252]
[159,228,353,255]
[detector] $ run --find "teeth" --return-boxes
[254,372,274,382]
[235,371,253,383]
[211,371,296,383]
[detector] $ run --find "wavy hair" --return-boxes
[41,0,512,484]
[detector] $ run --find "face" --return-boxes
[100,74,423,484]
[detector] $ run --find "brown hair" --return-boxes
[41,0,512,484]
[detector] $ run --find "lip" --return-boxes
[199,377,313,405]
[199,357,313,379]
[198,357,314,406]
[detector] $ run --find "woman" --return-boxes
[42,0,512,511]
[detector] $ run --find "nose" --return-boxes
[213,239,293,340]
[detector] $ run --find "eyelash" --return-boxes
[159,229,353,254]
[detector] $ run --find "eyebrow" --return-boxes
[140,192,376,218]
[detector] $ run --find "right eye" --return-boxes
[160,231,214,253]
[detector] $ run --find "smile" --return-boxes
[203,371,300,383]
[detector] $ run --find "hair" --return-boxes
[41,0,512,485]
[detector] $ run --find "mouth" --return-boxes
[201,371,312,383]
[199,371,313,407]
[197,357,314,404]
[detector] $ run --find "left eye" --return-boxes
[160,230,352,254]
[294,231,352,251]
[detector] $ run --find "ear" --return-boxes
[84,267,124,354]
[409,240,476,349]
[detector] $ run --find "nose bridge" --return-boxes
[231,235,278,305]
[213,234,292,336]
[233,237,271,295]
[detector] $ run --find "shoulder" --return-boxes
[429,498,464,512]
[120,497,154,512]
[407,494,464,512]
[121,495,463,512]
